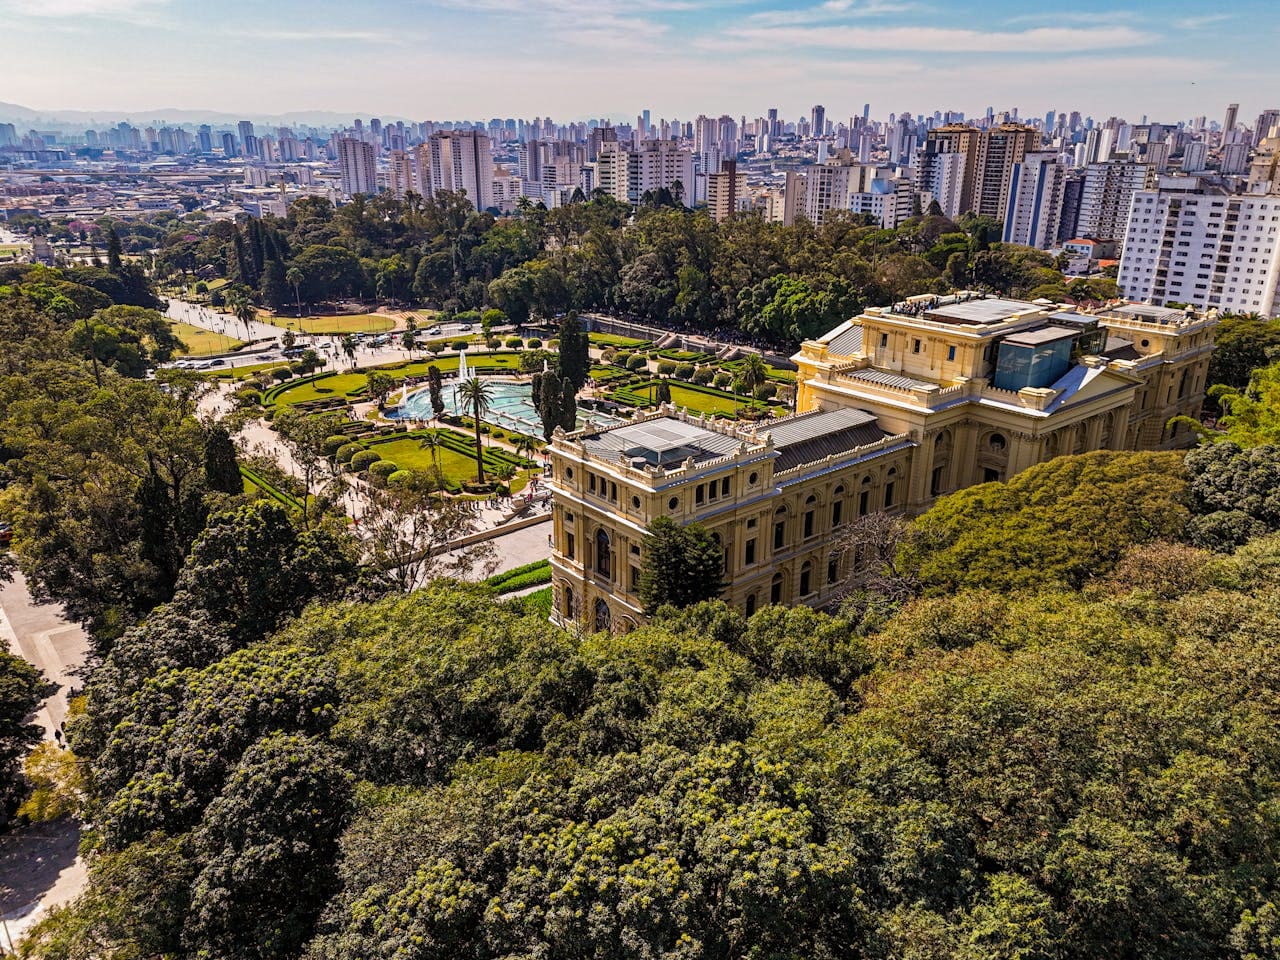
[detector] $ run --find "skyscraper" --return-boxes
[1224,103,1239,134]
[1003,152,1069,248]
[426,130,495,210]
[811,105,826,138]
[337,137,378,196]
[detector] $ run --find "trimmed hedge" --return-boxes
[674,363,695,380]
[625,354,648,371]
[323,434,351,457]
[335,442,362,464]
[349,450,381,472]
[485,559,552,594]
[527,338,542,348]
[368,460,399,481]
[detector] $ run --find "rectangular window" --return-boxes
[931,465,945,497]
[831,500,843,526]
[770,579,782,604]
[803,511,815,538]
[695,485,705,505]
[799,568,812,596]
[912,338,922,354]
[566,533,575,561]
[721,477,730,497]
[879,333,889,348]
[858,490,870,516]
[630,566,639,590]
[884,482,895,508]
[745,538,756,565]
[588,474,596,494]
[827,557,839,584]
[947,345,956,361]
[773,521,785,550]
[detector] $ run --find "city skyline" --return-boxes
[0,0,1275,121]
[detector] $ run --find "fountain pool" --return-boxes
[392,378,626,435]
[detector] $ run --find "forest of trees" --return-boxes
[13,200,1280,959]
[133,191,1118,345]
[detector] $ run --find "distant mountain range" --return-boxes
[0,101,405,130]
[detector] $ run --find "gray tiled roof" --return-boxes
[826,324,864,356]
[846,368,936,391]
[580,417,740,466]
[769,408,889,472]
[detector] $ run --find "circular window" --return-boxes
[989,433,1007,452]
[565,467,574,479]
[631,495,640,509]
[749,471,758,484]
[1140,339,1150,348]
[668,496,679,510]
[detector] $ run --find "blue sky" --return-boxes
[2,0,1276,125]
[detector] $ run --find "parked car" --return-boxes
[0,522,12,546]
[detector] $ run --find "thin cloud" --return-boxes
[254,28,408,44]
[702,23,1152,53]
[1174,13,1233,28]
[0,0,164,16]
[747,0,917,27]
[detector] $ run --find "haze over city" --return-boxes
[0,0,1276,119]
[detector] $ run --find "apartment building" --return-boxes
[1075,159,1156,242]
[1118,180,1280,316]
[336,137,377,197]
[1003,151,1070,248]
[594,140,694,207]
[705,159,748,223]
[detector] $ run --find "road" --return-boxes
[0,570,89,948]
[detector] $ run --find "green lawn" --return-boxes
[589,333,651,349]
[209,360,292,381]
[361,434,482,480]
[667,383,749,416]
[267,313,397,335]
[267,352,524,406]
[170,320,244,357]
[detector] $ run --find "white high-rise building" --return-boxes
[337,137,377,196]
[425,130,495,210]
[1075,160,1155,241]
[915,149,967,218]
[594,141,694,207]
[1003,151,1069,248]
[797,151,914,228]
[1118,180,1280,317]
[1182,141,1209,173]
[388,149,414,198]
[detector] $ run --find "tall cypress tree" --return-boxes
[204,424,243,494]
[106,227,123,274]
[426,366,445,420]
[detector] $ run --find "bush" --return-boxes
[657,360,677,376]
[387,469,414,487]
[754,383,778,401]
[427,341,445,355]
[235,387,262,406]
[491,429,505,439]
[368,460,399,483]
[505,336,523,348]
[349,450,381,473]
[271,368,292,383]
[486,338,501,350]
[674,363,696,380]
[527,337,542,348]
[322,434,350,457]
[601,347,618,364]
[289,361,309,375]
[692,367,714,384]
[480,425,490,435]
[626,353,648,371]
[451,339,469,351]
[713,371,732,389]
[548,338,560,349]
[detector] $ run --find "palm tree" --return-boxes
[341,334,358,369]
[514,434,537,465]
[456,376,493,485]
[418,429,442,475]
[736,353,769,400]
[285,266,304,317]
[230,292,256,340]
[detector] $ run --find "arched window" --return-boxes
[831,485,845,527]
[770,572,783,605]
[804,495,817,538]
[745,593,757,616]
[827,555,839,584]
[594,598,611,632]
[858,476,872,516]
[562,584,575,618]
[773,505,787,550]
[595,528,611,579]
[799,561,813,597]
